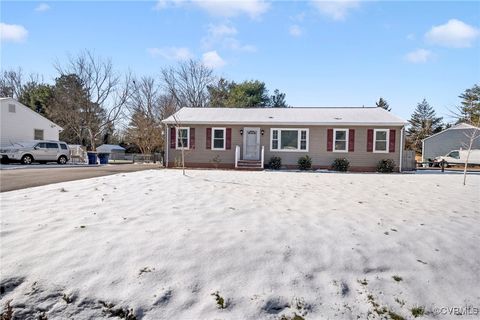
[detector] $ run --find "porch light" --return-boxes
[240,129,244,135]
[261,129,265,135]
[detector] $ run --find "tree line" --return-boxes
[0,51,289,153]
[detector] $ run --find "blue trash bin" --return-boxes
[98,153,110,165]
[87,152,97,165]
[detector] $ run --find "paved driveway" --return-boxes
[0,164,161,192]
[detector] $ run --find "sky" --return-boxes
[1,0,479,121]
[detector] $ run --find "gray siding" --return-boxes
[423,128,480,162]
[168,124,404,170]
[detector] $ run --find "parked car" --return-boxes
[0,140,70,165]
[434,149,480,167]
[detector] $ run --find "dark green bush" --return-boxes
[332,158,350,172]
[377,159,396,173]
[297,155,312,170]
[268,156,282,170]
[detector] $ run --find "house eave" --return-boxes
[162,120,407,126]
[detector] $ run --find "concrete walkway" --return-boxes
[0,164,161,192]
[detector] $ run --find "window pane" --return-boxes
[214,129,224,139]
[60,144,68,150]
[272,140,278,149]
[177,129,188,147]
[376,131,387,141]
[214,139,224,149]
[281,130,298,149]
[272,130,278,139]
[37,143,47,148]
[300,140,307,150]
[34,129,44,140]
[375,141,387,151]
[335,130,346,141]
[46,143,58,149]
[301,131,306,140]
[335,141,346,151]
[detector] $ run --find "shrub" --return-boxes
[377,159,396,173]
[297,155,312,170]
[268,156,282,170]
[332,158,350,172]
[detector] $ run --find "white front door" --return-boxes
[243,127,260,160]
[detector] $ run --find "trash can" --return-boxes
[87,152,98,165]
[98,153,110,165]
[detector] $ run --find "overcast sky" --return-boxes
[1,0,479,121]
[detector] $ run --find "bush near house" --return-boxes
[297,155,312,170]
[377,159,396,173]
[268,156,282,170]
[332,158,350,172]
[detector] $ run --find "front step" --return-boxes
[236,160,263,170]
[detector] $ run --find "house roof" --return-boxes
[0,97,63,131]
[162,107,407,126]
[422,122,479,142]
[96,144,126,152]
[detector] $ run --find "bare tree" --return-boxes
[461,120,480,185]
[54,50,132,150]
[0,68,23,98]
[125,76,164,154]
[161,59,215,109]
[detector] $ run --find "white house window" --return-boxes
[34,129,44,140]
[333,129,348,152]
[8,104,15,113]
[212,128,226,150]
[271,128,309,152]
[176,127,190,149]
[374,129,389,153]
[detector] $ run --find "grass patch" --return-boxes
[211,291,227,309]
[392,275,403,282]
[280,314,305,320]
[388,310,406,320]
[411,306,425,317]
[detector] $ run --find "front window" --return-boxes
[176,127,189,149]
[212,128,226,150]
[333,129,348,152]
[34,129,44,140]
[271,129,308,151]
[374,129,389,153]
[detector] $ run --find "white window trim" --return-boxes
[270,128,309,152]
[333,128,349,153]
[176,127,190,150]
[211,127,226,151]
[373,129,390,153]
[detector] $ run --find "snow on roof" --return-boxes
[422,122,479,141]
[162,107,407,126]
[96,144,126,152]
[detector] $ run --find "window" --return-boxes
[176,127,190,149]
[447,151,460,159]
[212,128,226,150]
[46,143,58,149]
[34,129,44,140]
[8,104,15,113]
[60,144,68,150]
[333,129,348,152]
[36,143,47,149]
[270,128,308,152]
[373,129,389,153]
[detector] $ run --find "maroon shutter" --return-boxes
[327,129,333,151]
[190,128,195,149]
[367,129,374,152]
[226,128,232,150]
[389,129,396,153]
[170,127,176,149]
[348,129,355,152]
[206,128,212,149]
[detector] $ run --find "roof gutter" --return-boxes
[161,121,408,126]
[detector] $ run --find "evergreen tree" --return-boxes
[18,83,53,115]
[376,97,391,111]
[406,99,443,153]
[456,84,480,124]
[269,89,290,108]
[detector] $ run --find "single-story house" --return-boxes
[162,107,408,171]
[0,97,63,147]
[422,123,480,162]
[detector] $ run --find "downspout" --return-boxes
[421,139,425,163]
[165,123,169,168]
[399,126,404,172]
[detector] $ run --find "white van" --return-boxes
[434,149,480,166]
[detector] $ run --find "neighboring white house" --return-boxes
[422,123,480,162]
[0,97,63,147]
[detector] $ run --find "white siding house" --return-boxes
[0,97,63,147]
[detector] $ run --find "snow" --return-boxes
[1,169,479,319]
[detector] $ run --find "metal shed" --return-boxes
[422,123,480,162]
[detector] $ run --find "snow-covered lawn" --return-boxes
[1,169,479,319]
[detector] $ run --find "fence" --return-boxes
[109,152,163,164]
